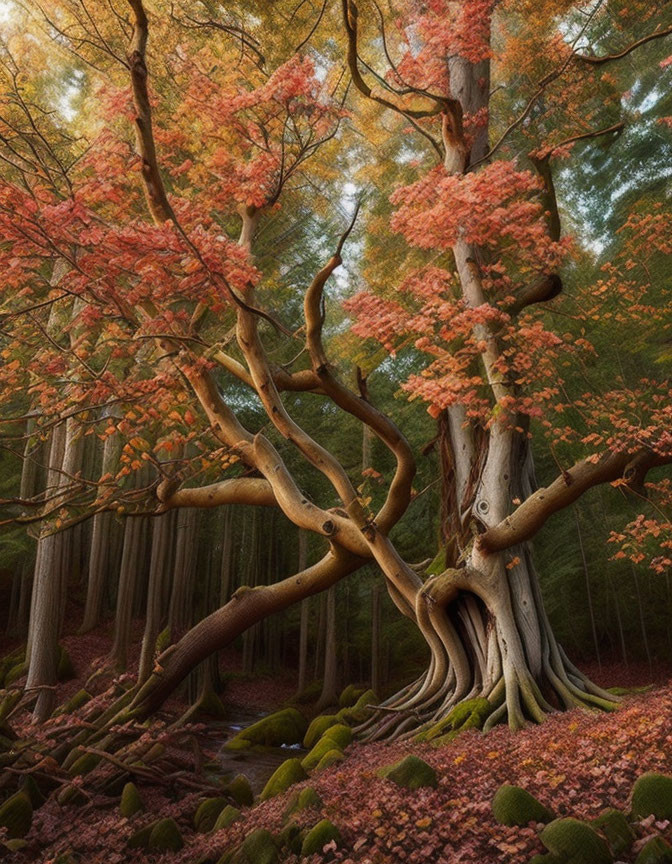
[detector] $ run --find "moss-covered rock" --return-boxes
[20,775,46,810]
[55,689,91,716]
[322,723,352,749]
[632,773,672,820]
[285,786,323,819]
[194,797,228,832]
[68,752,101,777]
[528,855,564,864]
[3,838,28,853]
[336,690,377,725]
[301,819,341,856]
[0,792,32,839]
[491,784,554,827]
[213,805,241,831]
[635,836,672,864]
[128,818,160,849]
[378,755,438,790]
[225,774,253,807]
[315,748,345,772]
[592,808,635,856]
[143,742,165,763]
[148,817,183,851]
[301,736,345,772]
[303,714,338,749]
[420,697,493,743]
[4,662,27,686]
[56,784,87,806]
[57,645,75,681]
[260,758,307,800]
[339,684,366,708]
[120,782,144,818]
[241,828,278,864]
[0,691,22,721]
[277,820,303,854]
[539,818,612,864]
[225,708,307,750]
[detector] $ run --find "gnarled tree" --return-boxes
[0,0,670,737]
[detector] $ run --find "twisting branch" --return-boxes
[479,449,672,553]
[576,24,672,65]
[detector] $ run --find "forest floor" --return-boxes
[2,629,672,863]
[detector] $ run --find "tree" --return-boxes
[0,0,670,734]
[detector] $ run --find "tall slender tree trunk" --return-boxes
[26,418,82,722]
[80,426,121,633]
[297,530,309,694]
[317,584,338,709]
[138,510,174,683]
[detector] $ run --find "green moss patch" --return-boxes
[378,755,438,790]
[302,737,344,772]
[315,748,345,772]
[336,689,378,725]
[491,784,554,827]
[420,697,493,743]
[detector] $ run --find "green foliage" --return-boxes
[491,785,554,827]
[378,755,438,790]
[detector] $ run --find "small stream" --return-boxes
[208,709,308,794]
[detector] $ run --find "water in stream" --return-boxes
[210,709,308,793]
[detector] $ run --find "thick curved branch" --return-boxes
[341,0,455,120]
[479,449,672,553]
[576,25,672,65]
[159,476,277,510]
